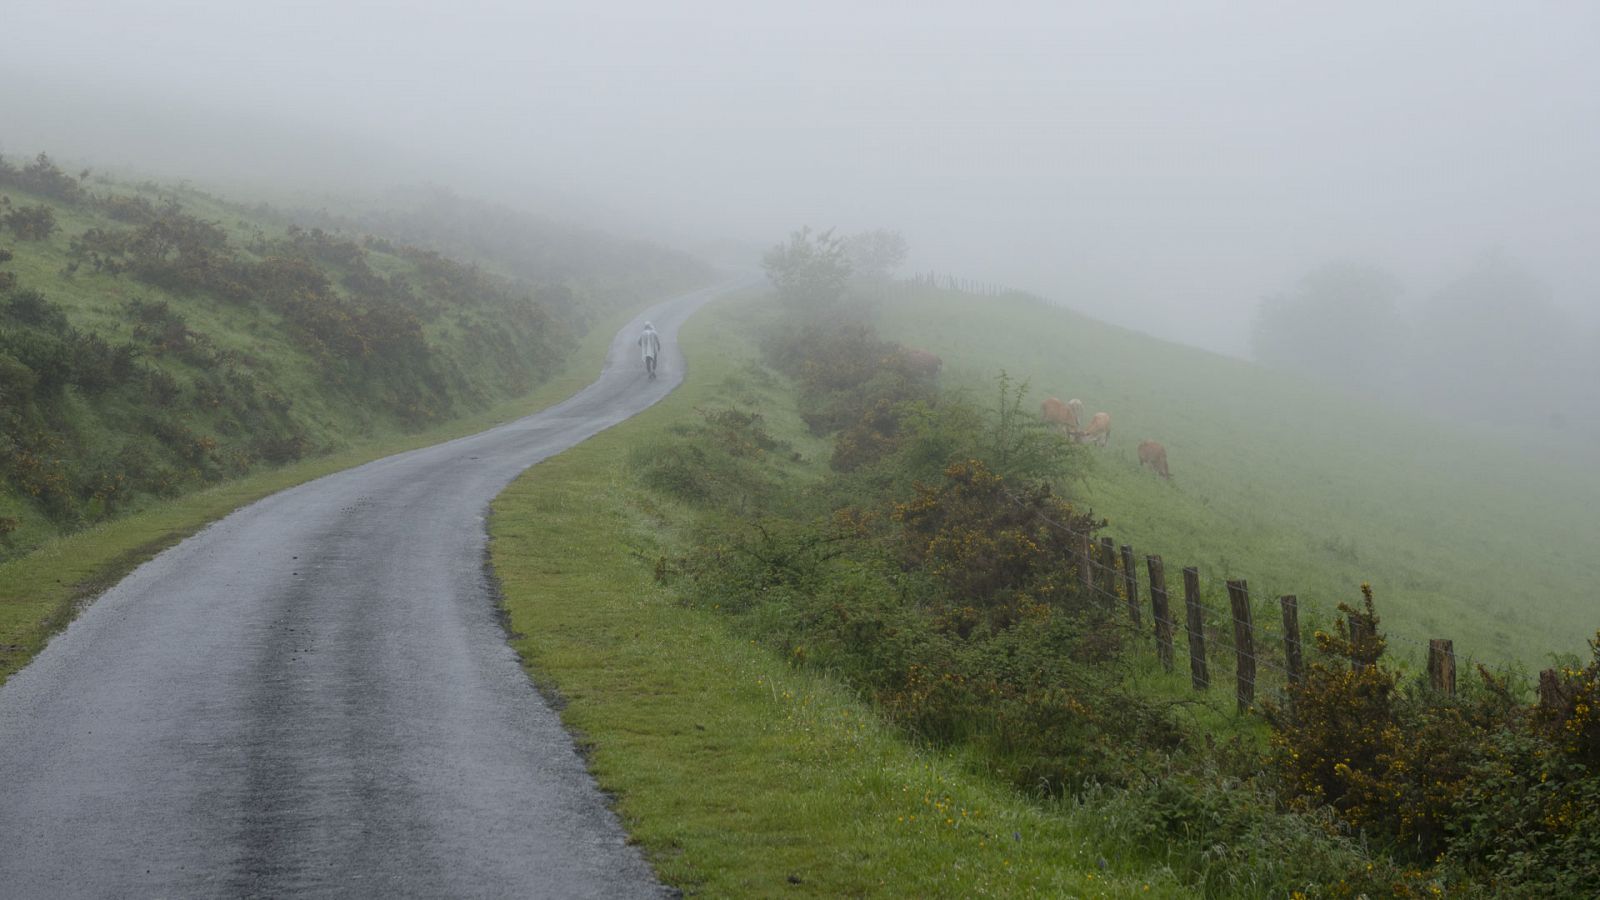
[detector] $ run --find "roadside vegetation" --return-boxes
[494,230,1599,895]
[0,151,706,559]
[491,298,1203,897]
[0,149,707,680]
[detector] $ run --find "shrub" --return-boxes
[4,287,68,330]
[1436,636,1600,895]
[3,203,58,241]
[97,192,158,224]
[252,424,312,465]
[761,226,851,313]
[1263,587,1477,859]
[893,458,1103,633]
[0,153,87,204]
[697,406,785,458]
[631,439,720,504]
[628,408,783,510]
[71,206,245,296]
[763,318,942,472]
[1267,593,1600,894]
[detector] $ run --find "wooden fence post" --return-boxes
[1097,537,1119,610]
[1279,595,1303,686]
[1147,555,1174,673]
[1226,580,1255,713]
[1119,544,1141,626]
[1078,533,1095,595]
[1428,639,1456,697]
[1182,567,1208,690]
[1538,668,1568,712]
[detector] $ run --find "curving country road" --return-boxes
[0,281,741,898]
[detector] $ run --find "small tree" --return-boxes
[1250,261,1404,391]
[3,204,58,241]
[843,229,908,282]
[982,371,1077,483]
[762,226,851,313]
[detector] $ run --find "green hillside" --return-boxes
[872,284,1600,668]
[0,152,707,560]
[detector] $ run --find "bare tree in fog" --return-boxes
[1251,262,1405,393]
[1414,252,1589,434]
[1254,253,1596,440]
[842,229,908,284]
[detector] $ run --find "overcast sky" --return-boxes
[5,1,1598,354]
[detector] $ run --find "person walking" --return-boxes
[638,321,661,379]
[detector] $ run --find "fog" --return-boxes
[5,1,1598,358]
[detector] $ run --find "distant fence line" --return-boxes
[896,272,1014,297]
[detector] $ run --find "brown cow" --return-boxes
[1040,396,1079,434]
[900,348,942,378]
[1080,412,1111,447]
[1138,440,1170,478]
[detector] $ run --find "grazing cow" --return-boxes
[1138,440,1170,478]
[1040,396,1080,434]
[1066,398,1084,429]
[1080,412,1111,447]
[900,347,943,378]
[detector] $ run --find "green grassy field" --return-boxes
[871,285,1600,671]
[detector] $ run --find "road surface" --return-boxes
[0,282,739,898]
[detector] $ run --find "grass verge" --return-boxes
[0,299,650,683]
[489,298,1190,897]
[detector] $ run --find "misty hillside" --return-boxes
[0,152,708,560]
[873,284,1600,667]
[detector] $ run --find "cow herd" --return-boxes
[1041,396,1170,479]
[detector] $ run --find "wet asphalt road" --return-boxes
[0,282,739,898]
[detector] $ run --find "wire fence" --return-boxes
[1006,484,1495,715]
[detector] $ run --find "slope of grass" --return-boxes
[0,296,646,684]
[0,157,708,560]
[872,285,1600,669]
[488,298,1207,898]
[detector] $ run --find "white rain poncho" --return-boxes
[638,323,660,362]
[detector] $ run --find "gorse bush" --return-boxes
[2,202,59,241]
[0,153,87,204]
[0,264,300,527]
[763,319,939,466]
[63,203,572,428]
[893,458,1100,635]
[1264,586,1600,893]
[1263,587,1475,860]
